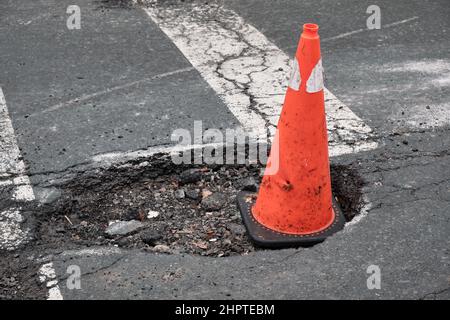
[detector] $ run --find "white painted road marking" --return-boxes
[38,247,123,300]
[321,16,419,42]
[93,141,225,164]
[39,262,63,300]
[0,87,34,251]
[27,66,195,118]
[144,4,377,157]
[0,208,29,251]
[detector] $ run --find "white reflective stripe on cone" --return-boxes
[306,58,324,93]
[288,57,301,91]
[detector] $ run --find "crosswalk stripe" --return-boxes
[144,4,378,157]
[0,87,34,251]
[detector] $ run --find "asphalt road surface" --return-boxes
[0,0,449,299]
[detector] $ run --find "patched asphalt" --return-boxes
[1,0,449,299]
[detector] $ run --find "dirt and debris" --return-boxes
[330,165,365,222]
[26,152,365,258]
[37,158,261,257]
[0,152,365,300]
[0,251,46,300]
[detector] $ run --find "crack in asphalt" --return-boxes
[18,136,449,188]
[54,254,129,284]
[419,286,450,300]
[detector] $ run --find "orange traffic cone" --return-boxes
[237,23,345,247]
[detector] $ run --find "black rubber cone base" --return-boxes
[237,191,346,248]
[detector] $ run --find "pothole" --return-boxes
[33,154,365,257]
